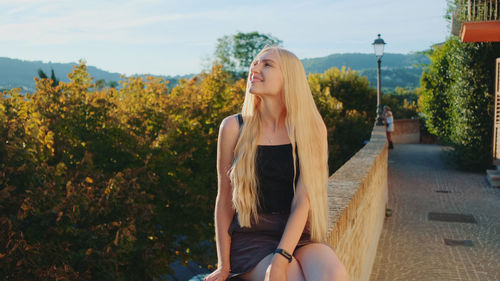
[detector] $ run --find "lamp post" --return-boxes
[372,34,386,126]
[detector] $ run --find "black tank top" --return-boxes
[236,114,300,214]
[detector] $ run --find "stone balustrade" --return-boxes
[326,124,388,281]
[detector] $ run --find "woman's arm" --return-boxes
[273,176,310,264]
[211,115,239,275]
[266,177,310,281]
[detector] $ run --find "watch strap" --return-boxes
[274,248,293,263]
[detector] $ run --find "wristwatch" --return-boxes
[274,248,293,263]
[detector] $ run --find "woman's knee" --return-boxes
[326,260,348,281]
[242,254,273,280]
[264,258,304,281]
[244,253,305,281]
[295,243,349,281]
[286,258,306,281]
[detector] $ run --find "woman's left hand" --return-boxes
[265,255,288,281]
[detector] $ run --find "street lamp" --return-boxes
[372,34,386,126]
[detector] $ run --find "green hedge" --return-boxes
[420,37,500,170]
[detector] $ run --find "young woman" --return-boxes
[383,105,394,149]
[204,47,348,281]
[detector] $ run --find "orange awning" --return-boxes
[461,21,500,42]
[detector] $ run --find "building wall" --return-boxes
[392,119,420,144]
[326,125,388,281]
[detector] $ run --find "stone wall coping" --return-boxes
[394,118,420,123]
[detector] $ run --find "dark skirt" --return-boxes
[227,213,312,280]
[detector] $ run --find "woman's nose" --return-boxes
[250,62,261,73]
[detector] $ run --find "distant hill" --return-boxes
[0,52,430,93]
[301,52,430,90]
[0,57,192,93]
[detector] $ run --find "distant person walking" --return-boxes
[383,105,394,149]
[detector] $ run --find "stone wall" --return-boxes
[326,125,388,281]
[392,119,420,144]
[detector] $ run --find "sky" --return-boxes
[0,0,450,76]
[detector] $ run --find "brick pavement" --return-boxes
[370,144,500,281]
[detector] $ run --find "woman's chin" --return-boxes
[249,87,261,95]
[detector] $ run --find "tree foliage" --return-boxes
[37,68,59,87]
[381,87,420,120]
[419,37,500,170]
[214,32,283,77]
[1,60,376,279]
[308,67,376,172]
[0,62,244,280]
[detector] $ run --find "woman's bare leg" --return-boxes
[241,253,305,281]
[294,243,348,281]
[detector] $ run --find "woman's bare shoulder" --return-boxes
[219,114,240,144]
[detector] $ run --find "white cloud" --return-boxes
[1,0,229,45]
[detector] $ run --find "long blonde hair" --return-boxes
[230,46,329,242]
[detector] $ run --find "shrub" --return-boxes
[419,37,500,170]
[0,63,244,280]
[309,67,376,172]
[381,87,420,120]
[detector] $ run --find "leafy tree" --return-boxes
[214,31,283,77]
[444,0,457,26]
[308,66,377,118]
[308,67,376,172]
[381,87,420,120]
[419,37,500,170]
[94,79,107,90]
[37,68,59,87]
[107,80,118,89]
[0,62,246,280]
[419,41,455,143]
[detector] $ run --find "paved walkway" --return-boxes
[370,144,500,281]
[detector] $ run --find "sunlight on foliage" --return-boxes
[1,62,377,279]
